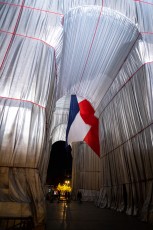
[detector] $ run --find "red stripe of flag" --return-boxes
[79,100,100,157]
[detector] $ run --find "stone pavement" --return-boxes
[46,200,153,230]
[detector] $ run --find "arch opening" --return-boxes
[46,141,72,187]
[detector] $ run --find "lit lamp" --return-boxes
[65,180,70,185]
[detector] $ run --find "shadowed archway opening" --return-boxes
[46,141,72,186]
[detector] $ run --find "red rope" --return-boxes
[100,61,153,116]
[0,0,25,70]
[99,32,140,115]
[134,0,153,6]
[0,96,46,109]
[101,120,153,159]
[141,31,153,35]
[0,29,58,80]
[77,0,104,92]
[0,1,64,16]
[0,29,55,49]
[100,61,153,158]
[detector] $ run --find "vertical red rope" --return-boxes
[77,0,104,92]
[0,0,25,70]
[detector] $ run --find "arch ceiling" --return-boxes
[51,5,140,144]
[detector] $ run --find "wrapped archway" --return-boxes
[0,0,153,227]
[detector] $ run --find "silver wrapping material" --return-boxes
[96,2,153,224]
[1,0,153,226]
[57,6,139,108]
[0,0,61,225]
[71,142,100,201]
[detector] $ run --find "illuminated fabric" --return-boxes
[0,0,153,226]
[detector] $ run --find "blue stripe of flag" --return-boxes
[66,95,79,145]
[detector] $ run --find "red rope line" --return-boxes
[1,0,153,13]
[1,0,152,94]
[101,120,153,159]
[100,61,153,116]
[77,0,104,92]
[0,0,25,70]
[141,31,153,34]
[0,96,46,109]
[0,29,55,49]
[0,1,64,16]
[0,29,58,80]
[99,32,140,115]
[133,0,153,6]
[100,61,153,158]
[76,0,153,93]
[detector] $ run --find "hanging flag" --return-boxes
[66,95,100,157]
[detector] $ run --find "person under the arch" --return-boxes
[66,95,100,157]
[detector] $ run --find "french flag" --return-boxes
[66,95,100,157]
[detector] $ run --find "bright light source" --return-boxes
[57,182,72,192]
